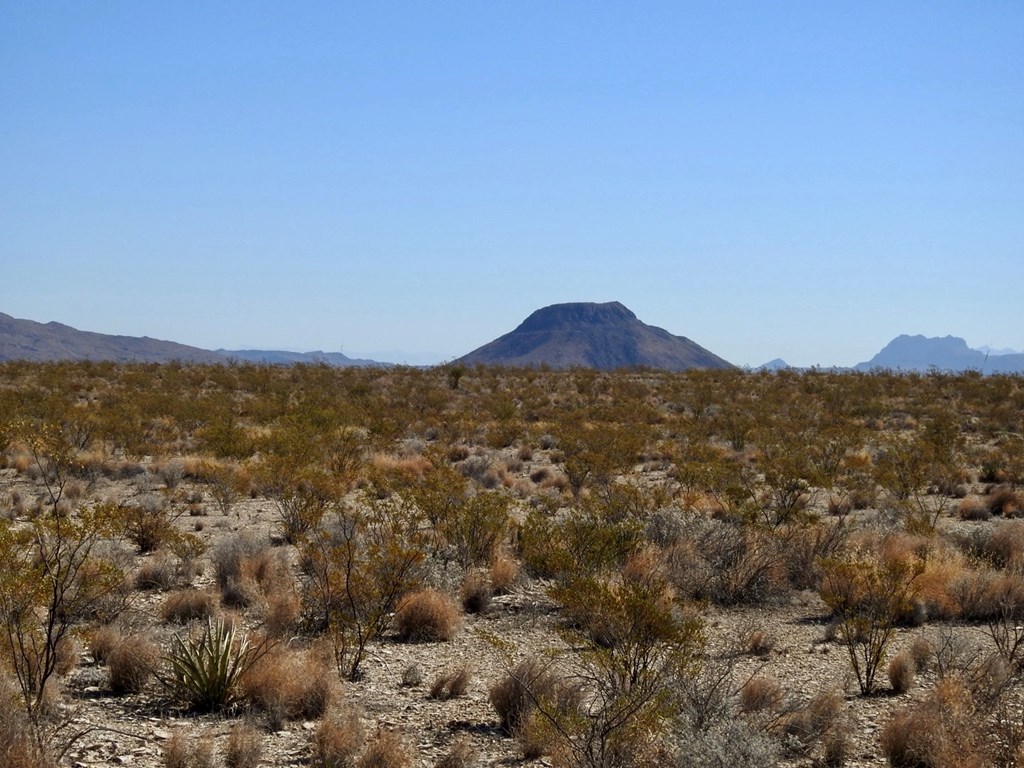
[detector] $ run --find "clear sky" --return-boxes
[2,2,1021,367]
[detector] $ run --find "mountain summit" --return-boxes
[456,301,732,371]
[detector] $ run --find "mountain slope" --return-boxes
[0,313,225,363]
[456,302,733,371]
[0,313,384,366]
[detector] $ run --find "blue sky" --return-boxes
[2,2,1021,367]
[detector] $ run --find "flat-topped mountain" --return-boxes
[456,301,733,371]
[854,335,1024,374]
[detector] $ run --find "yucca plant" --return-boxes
[163,618,264,711]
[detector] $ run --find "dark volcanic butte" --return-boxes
[456,302,733,371]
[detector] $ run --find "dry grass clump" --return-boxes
[435,736,478,768]
[108,634,160,694]
[53,634,80,677]
[429,665,472,700]
[887,651,916,694]
[987,485,1024,517]
[985,521,1024,570]
[957,497,991,521]
[779,689,846,757]
[240,648,334,729]
[265,588,301,637]
[394,589,460,642]
[912,545,971,622]
[135,551,182,591]
[490,553,519,594]
[0,675,54,768]
[224,721,264,768]
[739,676,783,714]
[460,571,492,614]
[313,706,365,768]
[87,624,121,665]
[164,730,215,768]
[161,589,218,624]
[743,627,776,657]
[211,532,266,592]
[357,728,412,768]
[953,570,1021,621]
[489,658,577,739]
[879,676,983,768]
[909,636,934,673]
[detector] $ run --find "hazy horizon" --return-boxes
[2,3,1021,368]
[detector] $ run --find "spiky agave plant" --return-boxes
[163,617,262,711]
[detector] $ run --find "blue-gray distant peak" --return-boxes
[457,302,733,371]
[855,334,1024,374]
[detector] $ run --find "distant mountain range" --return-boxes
[456,302,733,371]
[758,336,1024,374]
[0,313,383,366]
[4,309,1022,375]
[853,335,1024,374]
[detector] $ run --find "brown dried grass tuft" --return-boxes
[313,706,365,768]
[394,589,460,642]
[87,624,120,665]
[225,721,264,768]
[958,497,991,521]
[489,658,577,737]
[988,486,1024,517]
[161,589,218,624]
[739,676,783,714]
[429,665,472,700]
[240,648,334,729]
[880,676,984,768]
[163,730,215,768]
[435,735,477,768]
[108,635,159,694]
[888,651,915,694]
[490,553,519,595]
[460,571,492,614]
[357,728,412,768]
[0,675,54,768]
